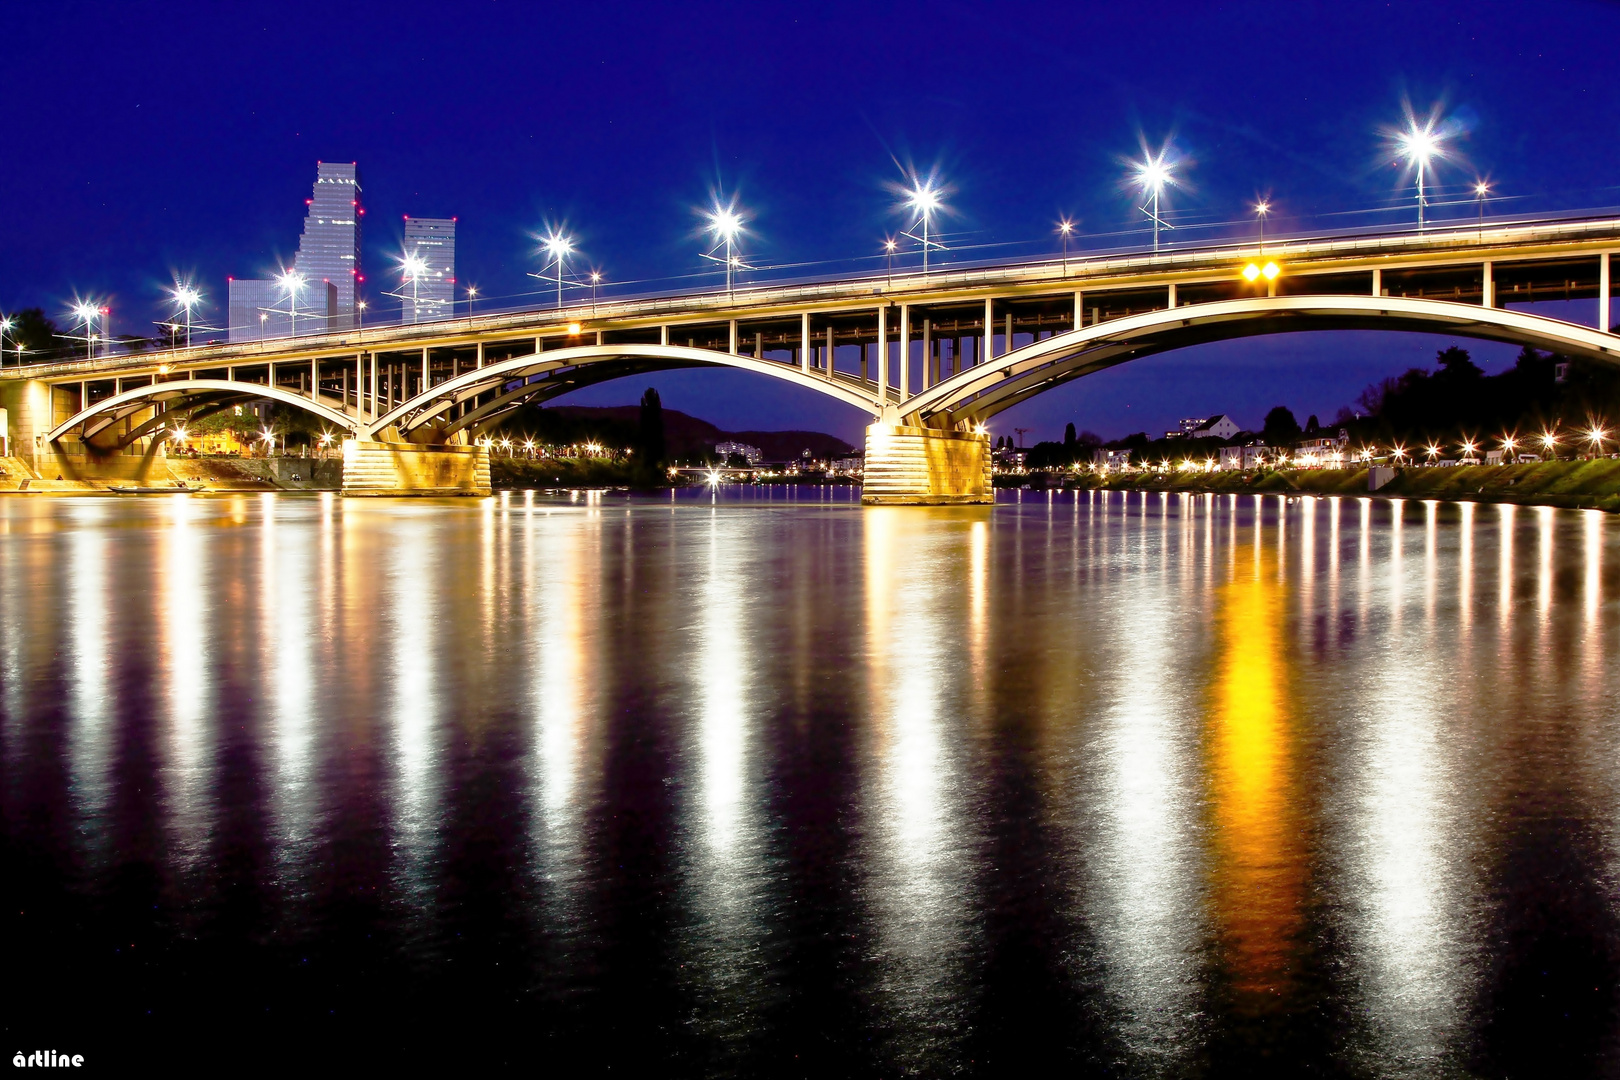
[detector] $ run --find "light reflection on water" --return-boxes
[3,488,1620,1073]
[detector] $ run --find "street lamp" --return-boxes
[0,315,12,369]
[589,271,602,315]
[356,299,367,332]
[704,201,745,295]
[169,283,202,347]
[465,285,477,317]
[276,268,306,338]
[883,237,897,284]
[1394,115,1447,228]
[900,176,946,274]
[1540,430,1559,459]
[534,228,574,309]
[392,250,430,323]
[1254,200,1270,253]
[1586,423,1608,456]
[72,301,101,360]
[1474,180,1490,239]
[1130,147,1176,251]
[1057,217,1075,272]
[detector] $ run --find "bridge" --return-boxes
[3,214,1617,501]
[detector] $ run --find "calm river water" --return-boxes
[3,488,1619,1075]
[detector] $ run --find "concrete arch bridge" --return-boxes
[6,214,1618,500]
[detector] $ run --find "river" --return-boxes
[2,488,1617,1075]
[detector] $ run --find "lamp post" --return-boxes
[1395,117,1446,229]
[535,229,574,309]
[1254,200,1270,254]
[704,203,745,296]
[170,283,201,347]
[1057,218,1075,273]
[356,299,367,332]
[276,269,306,338]
[883,237,897,285]
[392,250,429,323]
[589,271,602,316]
[465,285,477,318]
[1474,180,1490,240]
[901,177,945,275]
[0,316,12,369]
[72,301,100,360]
[1130,149,1175,251]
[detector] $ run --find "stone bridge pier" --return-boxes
[860,422,992,504]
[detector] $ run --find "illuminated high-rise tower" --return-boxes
[294,161,362,331]
[401,216,456,322]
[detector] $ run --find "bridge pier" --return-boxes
[860,423,992,505]
[341,439,491,496]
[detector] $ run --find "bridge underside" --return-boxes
[904,296,1620,429]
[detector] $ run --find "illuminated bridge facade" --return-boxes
[3,215,1618,501]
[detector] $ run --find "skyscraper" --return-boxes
[228,278,286,341]
[401,216,456,323]
[294,162,362,331]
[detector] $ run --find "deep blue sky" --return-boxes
[4,0,1617,443]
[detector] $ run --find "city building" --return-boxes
[1220,443,1272,470]
[228,278,336,342]
[1295,429,1351,466]
[228,162,361,341]
[294,162,362,332]
[227,279,288,342]
[716,441,762,465]
[1187,414,1241,440]
[401,217,456,323]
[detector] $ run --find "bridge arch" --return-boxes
[45,378,362,446]
[368,342,882,440]
[903,295,1620,429]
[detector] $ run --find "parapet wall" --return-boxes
[342,440,491,496]
[861,424,992,505]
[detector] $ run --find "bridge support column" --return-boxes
[341,439,491,496]
[860,423,992,505]
[0,379,54,473]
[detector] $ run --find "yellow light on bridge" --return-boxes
[1242,260,1282,282]
[567,322,582,335]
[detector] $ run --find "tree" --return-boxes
[1435,345,1483,381]
[638,387,665,466]
[1261,406,1301,447]
[1304,414,1320,434]
[8,308,63,360]
[1064,422,1077,445]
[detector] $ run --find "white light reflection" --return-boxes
[65,510,115,848]
[160,493,213,867]
[385,513,442,894]
[1076,497,1203,1065]
[862,508,974,1053]
[265,493,317,866]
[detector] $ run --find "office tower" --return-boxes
[402,216,456,322]
[294,162,362,331]
[228,279,287,342]
[228,278,336,342]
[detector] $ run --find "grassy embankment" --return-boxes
[1075,459,1620,512]
[491,457,643,487]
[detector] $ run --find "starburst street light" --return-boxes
[1057,218,1075,271]
[899,175,946,274]
[1394,113,1448,228]
[390,250,431,323]
[169,283,202,347]
[1474,179,1491,238]
[72,300,102,360]
[0,315,12,369]
[883,237,898,284]
[702,200,747,295]
[1253,200,1270,253]
[530,228,576,309]
[1130,146,1177,251]
[275,269,306,339]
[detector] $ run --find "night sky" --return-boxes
[4,0,1616,444]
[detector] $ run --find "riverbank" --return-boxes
[0,454,342,493]
[1066,459,1620,512]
